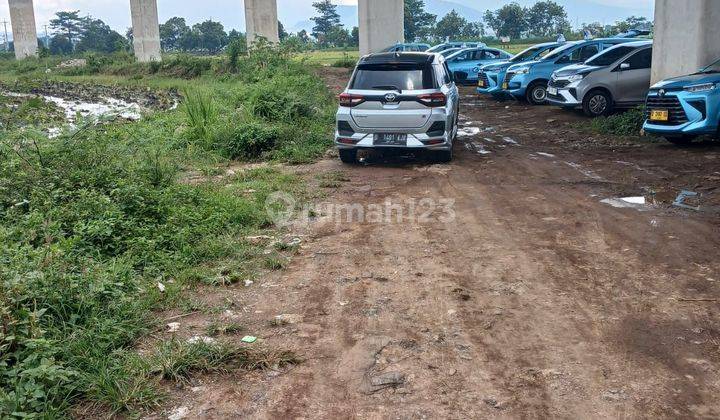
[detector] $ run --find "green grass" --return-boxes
[0,45,330,417]
[587,106,646,136]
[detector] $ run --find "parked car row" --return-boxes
[331,37,719,165]
[474,35,719,144]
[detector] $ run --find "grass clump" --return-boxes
[151,339,299,383]
[587,106,646,136]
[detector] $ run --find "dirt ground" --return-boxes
[157,71,720,419]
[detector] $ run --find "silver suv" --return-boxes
[546,41,653,117]
[335,52,460,163]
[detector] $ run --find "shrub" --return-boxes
[183,88,217,141]
[218,121,283,160]
[331,54,356,68]
[245,83,314,122]
[588,106,645,136]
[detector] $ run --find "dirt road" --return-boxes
[166,83,720,419]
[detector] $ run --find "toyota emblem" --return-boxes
[384,93,397,102]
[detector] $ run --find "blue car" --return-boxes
[427,42,485,53]
[503,38,640,104]
[477,42,563,96]
[643,58,720,144]
[445,47,513,85]
[381,43,432,52]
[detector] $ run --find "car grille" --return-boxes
[478,72,489,87]
[549,79,570,88]
[645,95,688,125]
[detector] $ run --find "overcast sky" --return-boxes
[0,0,654,36]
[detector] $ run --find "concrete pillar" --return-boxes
[130,0,162,62]
[358,0,404,56]
[651,0,720,83]
[8,0,38,59]
[244,0,279,48]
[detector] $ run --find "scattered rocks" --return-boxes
[369,371,406,391]
[167,322,181,332]
[168,406,190,420]
[187,335,215,345]
[274,313,303,325]
[602,389,628,402]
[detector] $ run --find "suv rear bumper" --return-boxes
[335,106,454,151]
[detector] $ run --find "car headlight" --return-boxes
[567,74,585,83]
[684,83,716,93]
[472,67,480,73]
[513,66,530,74]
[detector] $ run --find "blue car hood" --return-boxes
[481,60,512,71]
[652,72,720,89]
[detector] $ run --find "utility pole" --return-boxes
[1,20,8,52]
[43,24,49,48]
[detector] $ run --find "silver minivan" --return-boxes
[546,41,653,116]
[335,52,460,163]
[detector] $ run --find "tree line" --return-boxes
[33,2,653,57]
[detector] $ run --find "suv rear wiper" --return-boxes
[372,85,402,92]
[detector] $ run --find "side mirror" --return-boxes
[620,62,630,70]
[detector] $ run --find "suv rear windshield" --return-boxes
[351,63,436,91]
[586,46,634,66]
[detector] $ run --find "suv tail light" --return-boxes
[417,92,447,107]
[339,93,365,107]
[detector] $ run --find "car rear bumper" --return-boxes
[335,105,453,150]
[334,132,452,150]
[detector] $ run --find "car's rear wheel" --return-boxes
[339,149,358,164]
[583,90,613,117]
[526,81,548,105]
[665,135,696,146]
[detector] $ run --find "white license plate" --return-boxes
[547,87,558,96]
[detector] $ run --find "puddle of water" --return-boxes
[600,196,649,210]
[3,90,144,137]
[458,127,481,137]
[44,95,142,122]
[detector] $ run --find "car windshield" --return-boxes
[543,42,581,60]
[510,46,545,62]
[700,58,720,73]
[351,63,435,91]
[585,45,635,66]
